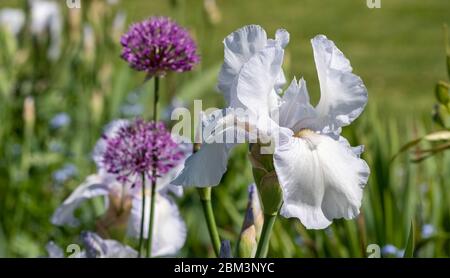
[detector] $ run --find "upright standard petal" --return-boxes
[218,25,289,105]
[273,130,369,229]
[128,193,186,257]
[218,25,268,103]
[235,46,284,118]
[51,174,111,227]
[311,35,368,132]
[278,78,317,131]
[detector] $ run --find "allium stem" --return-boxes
[146,180,157,258]
[152,77,159,121]
[198,187,221,257]
[137,173,146,258]
[146,77,160,258]
[255,213,277,258]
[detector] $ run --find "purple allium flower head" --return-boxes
[120,16,199,76]
[97,119,184,184]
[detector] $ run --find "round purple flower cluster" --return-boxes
[120,16,199,76]
[101,119,184,183]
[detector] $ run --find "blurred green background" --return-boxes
[0,0,449,258]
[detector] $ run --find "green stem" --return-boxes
[198,187,221,257]
[255,213,277,258]
[146,180,157,258]
[152,77,159,121]
[146,76,159,258]
[137,173,146,258]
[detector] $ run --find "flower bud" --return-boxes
[237,184,263,258]
[203,0,222,25]
[433,103,450,128]
[23,96,35,134]
[90,90,104,124]
[436,81,450,105]
[219,240,232,258]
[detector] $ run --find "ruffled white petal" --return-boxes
[128,193,186,257]
[218,25,289,105]
[81,231,137,258]
[311,35,368,133]
[278,78,317,131]
[275,29,290,48]
[46,241,64,258]
[171,141,234,187]
[171,109,237,187]
[218,25,268,103]
[235,46,284,118]
[51,174,111,227]
[274,130,369,229]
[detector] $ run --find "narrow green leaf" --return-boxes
[404,221,415,258]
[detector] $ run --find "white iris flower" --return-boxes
[173,25,370,229]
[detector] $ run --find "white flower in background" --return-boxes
[0,8,25,36]
[173,25,369,229]
[51,119,190,257]
[29,0,62,60]
[46,231,137,258]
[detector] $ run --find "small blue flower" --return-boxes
[52,163,78,184]
[50,113,71,129]
[421,224,435,239]
[381,244,398,256]
[49,141,64,153]
[126,91,140,103]
[295,236,304,246]
[396,249,405,258]
[11,144,22,157]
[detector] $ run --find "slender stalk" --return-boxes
[146,76,159,258]
[152,77,159,121]
[255,213,277,258]
[146,179,157,257]
[137,173,146,258]
[198,187,221,257]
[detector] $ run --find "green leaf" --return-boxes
[403,221,415,258]
[392,130,450,162]
[411,141,450,162]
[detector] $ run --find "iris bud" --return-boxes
[435,81,449,106]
